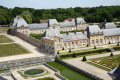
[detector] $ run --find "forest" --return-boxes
[0,5,120,25]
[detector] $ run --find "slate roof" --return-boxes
[86,25,103,35]
[102,28,120,36]
[43,28,62,40]
[59,22,76,27]
[49,19,58,26]
[108,65,120,80]
[105,23,117,29]
[76,18,86,24]
[29,24,48,29]
[12,16,28,27]
[61,32,88,41]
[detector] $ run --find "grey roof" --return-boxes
[49,19,58,25]
[29,24,48,29]
[61,32,88,41]
[59,22,75,27]
[108,65,120,80]
[43,28,62,40]
[102,28,120,36]
[86,25,103,35]
[12,16,28,27]
[76,18,86,24]
[105,23,117,29]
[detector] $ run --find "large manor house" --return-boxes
[11,16,120,50]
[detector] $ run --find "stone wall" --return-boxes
[55,55,103,80]
[0,56,54,70]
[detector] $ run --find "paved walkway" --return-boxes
[12,65,61,80]
[0,34,46,62]
[64,51,120,80]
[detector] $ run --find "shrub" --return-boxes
[82,56,87,61]
[99,50,102,53]
[94,46,96,49]
[86,44,89,47]
[110,52,113,57]
[117,43,119,46]
[57,51,59,54]
[108,41,111,44]
[72,52,76,58]
[62,47,65,50]
[69,49,71,53]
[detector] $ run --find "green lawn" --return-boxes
[0,43,29,57]
[89,54,120,69]
[0,35,13,43]
[30,34,43,39]
[36,77,55,80]
[47,61,92,80]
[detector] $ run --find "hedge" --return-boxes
[113,46,120,50]
[60,48,111,58]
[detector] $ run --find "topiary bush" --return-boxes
[57,51,59,54]
[72,52,76,58]
[108,41,111,44]
[62,47,65,50]
[82,56,87,61]
[117,43,119,46]
[69,48,71,53]
[86,44,89,47]
[110,52,113,57]
[94,46,96,49]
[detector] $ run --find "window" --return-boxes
[96,39,98,45]
[100,39,102,44]
[59,39,61,42]
[79,41,81,46]
[92,40,94,45]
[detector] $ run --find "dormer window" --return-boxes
[21,25,24,27]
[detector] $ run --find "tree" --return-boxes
[110,52,113,57]
[0,16,6,24]
[94,46,96,49]
[82,56,87,61]
[69,49,71,53]
[86,44,89,47]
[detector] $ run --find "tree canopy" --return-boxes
[0,5,120,25]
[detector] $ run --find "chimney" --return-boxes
[66,32,69,35]
[82,30,85,34]
[48,19,50,27]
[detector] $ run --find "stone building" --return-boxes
[11,16,88,34]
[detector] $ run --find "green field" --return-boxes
[30,34,43,39]
[36,77,55,80]
[0,35,13,43]
[89,54,120,69]
[47,61,92,80]
[0,43,29,57]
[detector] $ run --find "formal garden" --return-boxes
[18,67,49,79]
[47,61,92,80]
[88,54,120,70]
[0,43,29,57]
[0,35,13,43]
[58,47,111,59]
[36,77,55,80]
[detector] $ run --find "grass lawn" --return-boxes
[59,47,111,59]
[0,35,13,43]
[36,77,55,80]
[30,34,43,39]
[89,54,120,69]
[86,62,111,71]
[0,43,29,57]
[47,61,92,80]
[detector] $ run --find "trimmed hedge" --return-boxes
[113,46,120,50]
[60,48,111,58]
